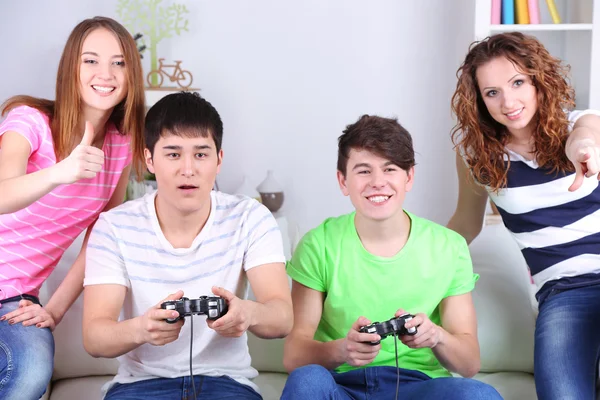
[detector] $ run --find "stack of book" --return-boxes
[492,0,561,24]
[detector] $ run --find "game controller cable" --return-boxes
[393,333,400,400]
[359,314,417,400]
[189,314,197,400]
[161,296,228,400]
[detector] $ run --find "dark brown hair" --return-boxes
[1,16,146,179]
[451,32,575,191]
[337,115,415,176]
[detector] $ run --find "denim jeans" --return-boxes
[280,364,502,400]
[534,283,600,400]
[0,299,54,400]
[105,375,262,400]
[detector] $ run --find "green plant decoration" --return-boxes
[116,0,190,87]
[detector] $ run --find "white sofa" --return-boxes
[36,222,593,400]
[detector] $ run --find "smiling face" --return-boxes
[337,148,414,222]
[145,132,223,216]
[476,56,538,138]
[79,27,128,116]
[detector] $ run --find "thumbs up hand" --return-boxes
[50,121,105,184]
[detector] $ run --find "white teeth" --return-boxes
[92,85,115,93]
[368,196,389,203]
[507,108,523,117]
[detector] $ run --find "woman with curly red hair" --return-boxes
[448,32,600,399]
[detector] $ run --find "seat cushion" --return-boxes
[473,372,536,400]
[469,224,537,374]
[247,334,287,373]
[254,372,288,400]
[46,370,539,400]
[48,375,113,400]
[46,373,287,400]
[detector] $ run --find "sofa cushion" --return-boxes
[473,372,536,400]
[254,372,288,400]
[247,334,287,374]
[48,375,113,400]
[469,223,536,374]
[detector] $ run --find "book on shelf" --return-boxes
[493,0,562,25]
[545,0,561,23]
[491,0,501,23]
[528,0,541,23]
[515,0,530,23]
[502,0,515,24]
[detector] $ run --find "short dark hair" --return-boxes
[145,92,223,155]
[337,115,415,176]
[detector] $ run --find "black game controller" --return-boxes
[359,313,418,345]
[161,296,228,323]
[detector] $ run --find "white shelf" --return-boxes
[490,23,593,32]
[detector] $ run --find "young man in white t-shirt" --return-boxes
[82,92,293,399]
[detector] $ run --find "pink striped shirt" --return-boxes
[0,106,131,300]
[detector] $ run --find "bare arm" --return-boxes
[283,281,381,372]
[283,281,346,371]
[0,132,61,214]
[0,123,104,215]
[446,152,489,244]
[566,114,600,191]
[45,165,131,325]
[208,262,293,339]
[431,293,480,377]
[83,284,139,357]
[567,114,600,147]
[245,262,293,338]
[83,285,185,358]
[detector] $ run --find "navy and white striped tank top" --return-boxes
[487,110,600,290]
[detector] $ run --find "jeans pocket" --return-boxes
[540,288,565,307]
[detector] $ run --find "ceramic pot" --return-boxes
[257,170,284,212]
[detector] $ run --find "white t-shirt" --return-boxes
[84,190,286,395]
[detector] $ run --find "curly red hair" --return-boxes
[451,32,575,191]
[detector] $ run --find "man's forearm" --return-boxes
[432,328,480,378]
[247,298,293,339]
[283,336,346,372]
[83,318,142,358]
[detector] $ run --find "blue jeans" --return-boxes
[534,283,600,400]
[281,364,502,400]
[105,375,262,400]
[0,299,54,400]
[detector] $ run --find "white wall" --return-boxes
[0,0,477,235]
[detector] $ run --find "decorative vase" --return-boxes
[233,176,261,203]
[257,170,284,212]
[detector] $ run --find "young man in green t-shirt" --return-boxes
[281,115,501,399]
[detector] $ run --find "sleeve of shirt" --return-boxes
[286,226,327,293]
[243,201,287,271]
[84,214,130,288]
[445,235,479,298]
[0,106,43,156]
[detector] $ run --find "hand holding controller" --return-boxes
[358,313,418,345]
[161,296,228,323]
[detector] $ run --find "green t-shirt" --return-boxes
[286,211,478,378]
